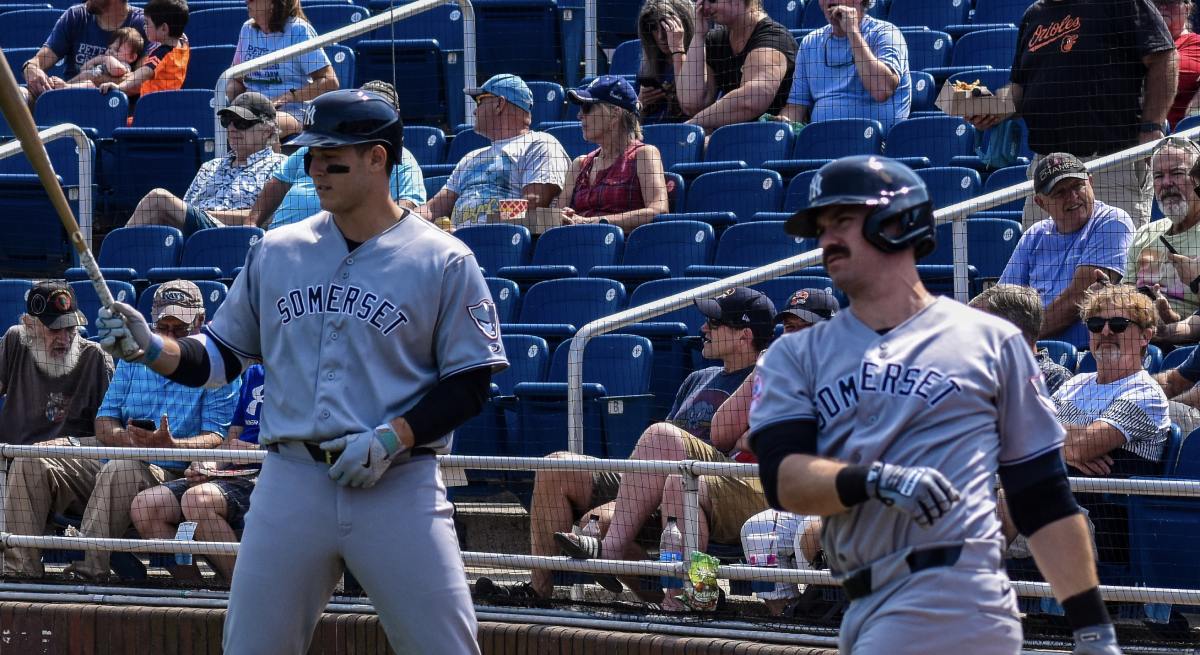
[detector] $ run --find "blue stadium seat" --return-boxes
[0,280,32,333]
[473,0,580,85]
[909,71,939,114]
[404,126,447,168]
[943,0,1029,38]
[800,0,827,28]
[484,277,520,323]
[545,123,591,159]
[493,334,550,395]
[356,40,447,125]
[673,122,793,176]
[513,334,654,457]
[361,2,468,125]
[65,226,184,283]
[147,226,263,282]
[665,171,685,212]
[596,0,641,49]
[626,277,715,336]
[422,129,493,177]
[765,118,884,175]
[642,124,705,172]
[107,128,204,214]
[916,264,981,297]
[1175,429,1200,478]
[762,0,800,29]
[886,0,970,31]
[69,281,137,331]
[590,221,716,288]
[454,223,533,275]
[453,333,549,470]
[1127,494,1200,597]
[183,45,237,91]
[1162,345,1196,372]
[1036,340,1078,373]
[686,222,814,278]
[608,39,642,76]
[0,9,61,48]
[926,27,1018,82]
[325,44,356,88]
[925,218,1021,282]
[1174,113,1200,134]
[623,276,717,417]
[1077,345,1164,375]
[1,47,62,83]
[981,164,1030,213]
[1163,424,1184,476]
[0,175,78,276]
[133,90,218,141]
[185,7,247,46]
[34,88,128,138]
[784,170,818,213]
[0,135,92,188]
[304,4,369,43]
[137,281,228,321]
[916,167,982,210]
[497,224,624,286]
[528,80,566,127]
[886,116,976,168]
[501,277,626,341]
[904,30,953,72]
[424,174,448,199]
[662,169,783,226]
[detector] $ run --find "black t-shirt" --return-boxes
[704,17,798,116]
[1012,0,1174,156]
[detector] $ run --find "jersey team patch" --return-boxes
[469,300,500,340]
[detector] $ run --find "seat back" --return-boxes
[0,175,76,275]
[950,27,1018,69]
[1036,340,1078,373]
[925,218,1021,280]
[909,71,938,112]
[784,170,818,213]
[546,123,591,159]
[454,224,533,272]
[34,89,128,138]
[608,39,642,76]
[0,280,32,332]
[528,80,566,127]
[915,167,982,209]
[355,40,445,123]
[364,2,464,49]
[0,135,92,188]
[484,277,521,323]
[714,221,813,267]
[627,277,717,334]
[137,281,229,321]
[622,221,716,274]
[325,43,356,88]
[424,174,449,198]
[751,276,839,313]
[183,45,237,90]
[800,0,828,28]
[762,0,800,29]
[1077,345,1163,374]
[0,9,62,48]
[886,0,970,30]
[1162,345,1196,372]
[528,224,624,270]
[186,7,247,46]
[473,0,562,81]
[304,4,369,42]
[793,118,884,159]
[97,226,185,274]
[981,164,1030,213]
[516,277,626,327]
[706,122,794,167]
[1176,428,1200,478]
[686,169,784,222]
[70,280,137,329]
[180,226,263,274]
[642,124,705,171]
[446,129,492,163]
[492,333,549,394]
[904,30,952,71]
[549,334,653,396]
[403,126,447,167]
[133,90,218,140]
[886,116,976,166]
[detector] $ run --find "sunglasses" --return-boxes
[579,103,602,115]
[706,317,747,330]
[1084,317,1140,334]
[220,115,263,131]
[154,322,192,338]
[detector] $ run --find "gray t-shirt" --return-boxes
[748,298,1065,574]
[206,210,509,451]
[0,325,113,445]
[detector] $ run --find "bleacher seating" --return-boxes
[0,279,32,333]
[136,281,229,321]
[886,116,976,168]
[686,221,814,278]
[473,0,583,86]
[926,27,1019,82]
[642,124,705,172]
[34,88,128,138]
[326,43,357,88]
[133,90,218,141]
[0,8,61,48]
[357,40,449,124]
[403,125,447,168]
[784,170,818,213]
[916,167,983,210]
[303,4,369,43]
[454,223,532,274]
[68,280,137,331]
[673,122,794,176]
[981,165,1030,212]
[64,226,184,283]
[0,175,77,276]
[182,45,237,90]
[943,0,1029,38]
[528,80,566,127]
[909,71,939,115]
[608,39,641,77]
[484,277,521,323]
[107,128,204,215]
[146,226,263,282]
[498,223,624,286]
[904,30,953,72]
[765,118,884,176]
[185,7,248,47]
[925,218,1021,283]
[660,169,784,227]
[589,220,716,289]
[501,276,626,340]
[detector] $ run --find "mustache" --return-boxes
[822,245,850,265]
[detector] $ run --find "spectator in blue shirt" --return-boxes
[65,281,241,580]
[778,0,910,131]
[20,0,147,104]
[131,364,263,582]
[1000,153,1135,349]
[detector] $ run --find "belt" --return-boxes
[267,442,435,465]
[841,544,963,601]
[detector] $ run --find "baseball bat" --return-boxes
[0,49,142,358]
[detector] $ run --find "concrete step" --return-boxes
[455,500,531,555]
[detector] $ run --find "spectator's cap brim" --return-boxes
[465,74,534,113]
[221,91,276,121]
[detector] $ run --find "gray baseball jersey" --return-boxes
[748,298,1065,575]
[206,210,509,451]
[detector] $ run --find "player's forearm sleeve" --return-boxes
[164,334,244,388]
[403,366,493,447]
[999,450,1080,537]
[750,420,818,510]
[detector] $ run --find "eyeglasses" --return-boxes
[579,103,601,115]
[1084,317,1140,334]
[1152,135,1200,159]
[474,93,500,105]
[220,115,263,131]
[154,322,192,338]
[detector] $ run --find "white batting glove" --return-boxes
[321,424,406,488]
[1072,624,1122,655]
[97,303,161,364]
[866,461,961,527]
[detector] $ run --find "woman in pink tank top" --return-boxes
[557,76,670,232]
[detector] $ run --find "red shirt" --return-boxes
[570,142,646,218]
[1169,32,1200,127]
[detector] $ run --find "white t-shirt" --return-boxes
[444,131,569,226]
[233,18,332,100]
[1052,369,1170,464]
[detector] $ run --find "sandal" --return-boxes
[552,532,624,594]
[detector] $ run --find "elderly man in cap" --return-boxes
[1000,152,1135,349]
[126,92,287,235]
[775,287,839,333]
[45,281,238,580]
[419,73,570,227]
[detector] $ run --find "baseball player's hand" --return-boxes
[866,462,961,527]
[1072,623,1122,654]
[321,425,406,488]
[97,303,159,363]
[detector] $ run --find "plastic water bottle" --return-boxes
[174,521,198,566]
[659,516,684,593]
[570,515,601,600]
[745,531,778,596]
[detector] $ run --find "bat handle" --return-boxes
[76,241,117,308]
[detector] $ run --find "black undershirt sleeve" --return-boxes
[403,366,493,446]
[999,449,1080,537]
[749,419,819,510]
[164,335,244,388]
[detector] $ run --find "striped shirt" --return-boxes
[1052,370,1169,467]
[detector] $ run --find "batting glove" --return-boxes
[321,424,406,488]
[1072,624,1122,655]
[866,461,961,527]
[97,303,161,364]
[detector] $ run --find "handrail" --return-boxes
[0,123,95,245]
[214,0,476,157]
[584,0,598,80]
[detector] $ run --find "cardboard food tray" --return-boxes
[483,207,563,234]
[934,83,1015,117]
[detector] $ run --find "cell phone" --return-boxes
[1137,285,1158,300]
[130,419,156,430]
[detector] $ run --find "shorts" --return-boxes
[162,475,257,530]
[183,203,222,237]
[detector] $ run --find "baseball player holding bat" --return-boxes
[96,89,507,653]
[747,156,1121,654]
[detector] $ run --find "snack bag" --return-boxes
[683,552,721,611]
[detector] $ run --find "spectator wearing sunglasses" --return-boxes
[776,0,910,132]
[1000,152,1135,349]
[125,92,286,236]
[1050,284,1169,565]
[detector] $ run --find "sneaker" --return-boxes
[552,532,624,594]
[475,576,543,600]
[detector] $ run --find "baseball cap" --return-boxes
[1033,152,1089,196]
[152,280,204,324]
[567,75,640,115]
[219,92,276,123]
[26,281,85,329]
[465,74,534,113]
[775,288,839,324]
[695,287,776,339]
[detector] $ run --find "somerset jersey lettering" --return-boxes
[275,284,409,334]
[813,361,962,427]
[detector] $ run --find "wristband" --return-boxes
[670,50,685,56]
[835,464,871,507]
[374,422,403,456]
[142,333,165,364]
[1190,275,1200,296]
[1062,587,1111,631]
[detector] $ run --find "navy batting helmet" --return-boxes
[786,155,936,258]
[290,89,404,166]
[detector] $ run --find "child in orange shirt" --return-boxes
[98,0,190,99]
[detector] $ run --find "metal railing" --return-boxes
[214,0,477,158]
[0,124,95,245]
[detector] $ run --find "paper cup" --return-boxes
[499,199,528,220]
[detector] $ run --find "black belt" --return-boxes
[842,544,963,601]
[267,442,435,465]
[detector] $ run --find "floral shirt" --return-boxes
[183,146,286,212]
